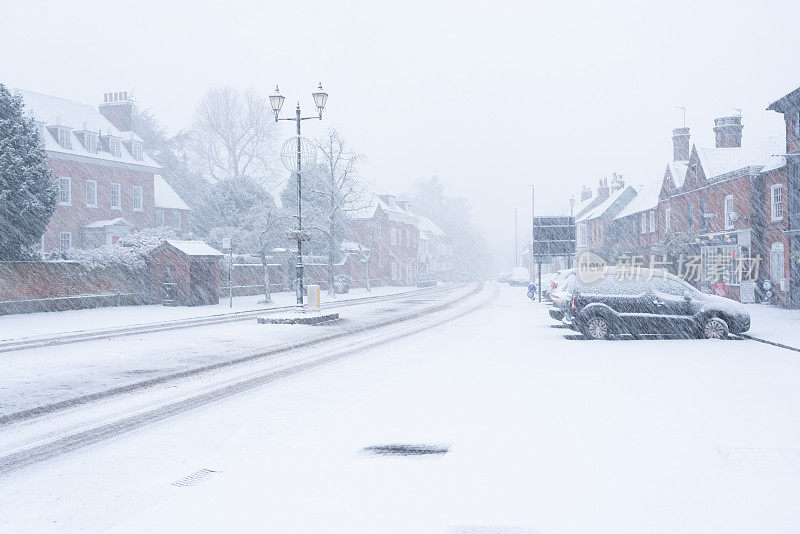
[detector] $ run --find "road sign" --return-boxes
[532,216,576,258]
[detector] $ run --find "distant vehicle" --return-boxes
[508,267,530,286]
[547,269,576,321]
[567,268,750,340]
[498,272,511,284]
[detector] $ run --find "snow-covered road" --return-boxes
[2,283,800,533]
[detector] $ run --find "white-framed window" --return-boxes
[578,222,588,246]
[649,211,655,233]
[173,211,181,229]
[84,132,98,153]
[640,212,647,234]
[156,210,165,227]
[108,137,121,157]
[794,111,800,139]
[131,141,143,161]
[110,183,121,209]
[55,127,72,149]
[59,231,72,251]
[58,177,72,205]
[724,195,735,229]
[86,180,97,207]
[771,242,785,283]
[391,228,397,246]
[391,261,399,281]
[133,186,143,211]
[771,184,783,221]
[665,207,671,232]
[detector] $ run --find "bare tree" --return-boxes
[306,129,367,297]
[189,87,277,184]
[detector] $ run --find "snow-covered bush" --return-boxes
[61,227,181,271]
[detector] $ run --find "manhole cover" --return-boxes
[172,468,219,487]
[361,443,448,456]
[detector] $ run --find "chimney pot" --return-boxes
[672,126,691,161]
[713,115,743,148]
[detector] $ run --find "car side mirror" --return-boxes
[683,290,693,301]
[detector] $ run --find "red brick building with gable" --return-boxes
[18,89,190,252]
[768,87,800,307]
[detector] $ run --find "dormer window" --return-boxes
[131,141,143,161]
[83,131,99,153]
[107,136,121,157]
[48,126,72,149]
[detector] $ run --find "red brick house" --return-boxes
[651,115,786,303]
[767,87,800,307]
[576,175,638,255]
[417,215,452,281]
[348,195,420,286]
[18,89,190,252]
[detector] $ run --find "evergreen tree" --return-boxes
[0,84,56,260]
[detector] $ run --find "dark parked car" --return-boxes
[568,269,750,340]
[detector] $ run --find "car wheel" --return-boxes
[701,317,729,339]
[583,315,613,340]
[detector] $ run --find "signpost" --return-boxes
[223,237,232,308]
[532,216,576,301]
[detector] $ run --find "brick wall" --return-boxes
[0,261,147,314]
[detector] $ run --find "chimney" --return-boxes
[581,186,592,202]
[610,172,625,191]
[99,91,133,132]
[672,126,691,161]
[597,178,610,201]
[713,115,743,148]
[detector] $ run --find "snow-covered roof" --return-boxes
[82,217,134,229]
[17,89,159,170]
[154,175,191,211]
[694,136,785,180]
[165,240,222,257]
[353,196,417,224]
[667,161,688,188]
[416,215,446,237]
[577,186,638,222]
[341,240,365,253]
[615,181,661,219]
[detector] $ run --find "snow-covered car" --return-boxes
[498,272,511,284]
[568,268,750,340]
[545,269,575,301]
[547,269,577,321]
[508,267,530,286]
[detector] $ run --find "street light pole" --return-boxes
[270,84,329,309]
[514,207,518,268]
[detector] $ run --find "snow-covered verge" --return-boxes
[743,302,800,348]
[2,284,798,533]
[0,285,419,342]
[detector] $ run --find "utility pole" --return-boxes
[513,207,518,268]
[529,185,535,285]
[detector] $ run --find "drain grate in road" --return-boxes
[172,468,219,487]
[361,443,449,457]
[717,447,800,472]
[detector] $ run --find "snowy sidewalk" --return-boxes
[743,303,800,349]
[0,286,416,343]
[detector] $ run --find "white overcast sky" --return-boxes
[3,0,800,268]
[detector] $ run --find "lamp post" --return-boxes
[269,83,329,308]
